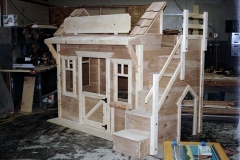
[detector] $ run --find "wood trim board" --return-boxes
[21,77,35,112]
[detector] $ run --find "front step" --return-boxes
[126,109,152,131]
[113,129,150,159]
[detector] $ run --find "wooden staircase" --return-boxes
[112,8,208,159]
[113,36,183,159]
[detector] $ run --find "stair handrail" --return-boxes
[145,35,183,103]
[150,62,182,155]
[157,62,182,109]
[149,36,183,155]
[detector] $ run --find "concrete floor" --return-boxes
[0,106,164,160]
[0,105,239,159]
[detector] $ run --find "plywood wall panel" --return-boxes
[140,34,162,45]
[185,50,201,61]
[144,48,172,61]
[161,35,178,47]
[188,39,202,50]
[185,60,201,71]
[114,108,125,132]
[162,104,178,116]
[158,120,177,138]
[143,44,163,51]
[170,79,200,95]
[152,58,179,72]
[61,95,79,122]
[126,114,150,131]
[111,46,131,59]
[163,92,184,107]
[158,114,178,149]
[185,69,200,80]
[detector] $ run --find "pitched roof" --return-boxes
[45,34,140,45]
[130,2,166,36]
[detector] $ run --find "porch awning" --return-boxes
[44,34,140,45]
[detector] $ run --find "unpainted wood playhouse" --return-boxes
[45,2,208,158]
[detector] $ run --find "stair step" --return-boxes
[126,109,151,131]
[126,109,152,118]
[113,129,150,141]
[113,129,150,159]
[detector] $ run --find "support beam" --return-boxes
[125,45,138,72]
[150,74,159,155]
[135,45,143,109]
[46,44,58,60]
[56,44,62,118]
[182,10,189,52]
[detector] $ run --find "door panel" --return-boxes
[82,91,107,130]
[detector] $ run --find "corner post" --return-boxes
[150,74,159,155]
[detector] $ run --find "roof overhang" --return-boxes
[45,34,140,45]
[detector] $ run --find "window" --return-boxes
[112,59,132,103]
[61,55,77,97]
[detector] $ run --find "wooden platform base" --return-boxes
[48,118,113,141]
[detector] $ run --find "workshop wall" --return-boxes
[4,0,49,26]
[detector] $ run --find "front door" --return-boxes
[82,92,108,130]
[77,53,112,132]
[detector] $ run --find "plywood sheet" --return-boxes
[21,77,35,112]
